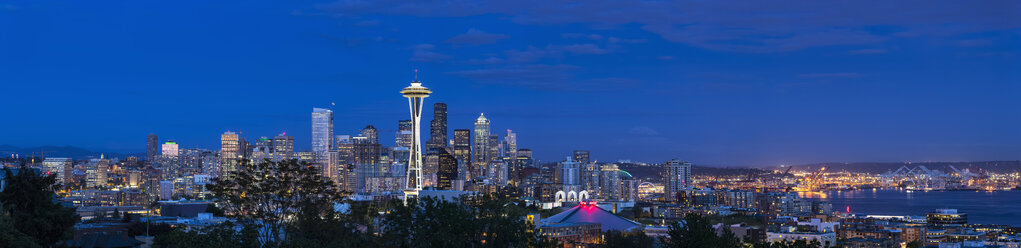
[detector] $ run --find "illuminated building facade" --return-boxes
[273,133,294,161]
[162,141,179,158]
[664,159,692,202]
[472,114,491,177]
[452,129,471,169]
[147,133,158,161]
[219,131,240,175]
[42,157,73,185]
[311,108,334,160]
[427,103,447,151]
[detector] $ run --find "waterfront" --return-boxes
[801,189,1021,226]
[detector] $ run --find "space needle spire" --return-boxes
[400,71,431,205]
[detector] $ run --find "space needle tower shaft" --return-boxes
[400,73,431,204]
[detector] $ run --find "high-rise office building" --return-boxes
[560,157,581,186]
[573,150,591,165]
[162,141,179,158]
[239,137,250,160]
[504,130,519,185]
[452,129,471,167]
[395,120,413,164]
[505,130,517,158]
[436,148,457,190]
[311,108,334,158]
[147,133,158,161]
[401,77,431,202]
[219,131,240,175]
[42,158,73,185]
[352,136,380,166]
[273,133,294,161]
[253,137,273,161]
[360,125,379,144]
[600,164,621,200]
[664,159,692,202]
[396,120,413,147]
[487,134,499,167]
[472,113,491,177]
[86,156,109,189]
[427,103,447,151]
[335,135,353,165]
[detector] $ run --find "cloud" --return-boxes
[850,48,888,55]
[628,126,659,136]
[410,44,451,62]
[560,44,612,54]
[447,64,576,89]
[470,44,611,64]
[955,39,994,47]
[445,28,510,45]
[797,73,864,78]
[608,37,647,44]
[320,0,1021,52]
[352,20,380,27]
[447,64,639,91]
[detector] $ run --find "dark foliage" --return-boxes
[602,230,655,248]
[664,213,742,248]
[0,165,79,247]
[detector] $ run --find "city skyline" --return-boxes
[3,2,1021,248]
[2,1,1019,166]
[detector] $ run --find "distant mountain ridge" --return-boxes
[0,145,143,160]
[785,161,1021,174]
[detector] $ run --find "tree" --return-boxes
[153,223,260,248]
[377,194,559,248]
[0,213,40,248]
[602,230,655,248]
[664,213,742,248]
[283,202,375,248]
[906,240,923,248]
[127,222,175,237]
[205,159,346,245]
[752,239,822,248]
[0,165,79,247]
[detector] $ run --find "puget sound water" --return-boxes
[799,189,1021,226]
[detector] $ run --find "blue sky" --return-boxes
[1,0,1019,166]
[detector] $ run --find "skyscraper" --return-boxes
[335,135,353,165]
[573,150,591,165]
[394,120,413,164]
[352,136,380,166]
[396,120,413,147]
[427,103,447,151]
[254,137,273,161]
[664,159,692,203]
[487,134,499,168]
[86,156,109,189]
[401,77,431,203]
[162,141,179,158]
[504,130,519,184]
[505,130,517,159]
[273,133,294,161]
[311,108,334,158]
[219,131,240,175]
[42,158,72,185]
[600,164,621,201]
[472,113,490,178]
[361,125,379,144]
[147,133,158,161]
[436,148,457,190]
[452,129,471,166]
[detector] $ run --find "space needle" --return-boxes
[401,72,431,204]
